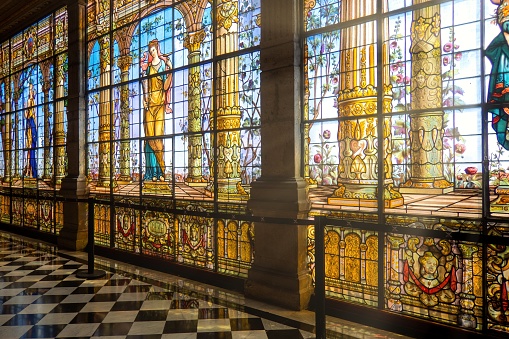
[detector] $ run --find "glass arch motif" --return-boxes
[0,8,68,234]
[304,0,509,335]
[86,0,260,277]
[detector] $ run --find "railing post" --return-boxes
[76,198,106,279]
[315,216,326,339]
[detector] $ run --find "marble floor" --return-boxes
[0,231,413,339]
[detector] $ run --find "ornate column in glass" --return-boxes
[97,36,113,187]
[12,75,20,180]
[2,79,12,183]
[117,54,132,183]
[40,60,53,181]
[58,0,89,251]
[246,0,313,310]
[328,0,403,208]
[53,54,67,186]
[214,1,247,200]
[457,243,481,329]
[399,2,453,194]
[386,234,404,312]
[184,29,207,186]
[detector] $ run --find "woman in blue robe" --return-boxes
[487,0,509,150]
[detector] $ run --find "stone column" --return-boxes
[399,2,453,194]
[2,79,12,183]
[53,54,67,186]
[246,0,313,310]
[97,36,113,187]
[184,30,207,186]
[117,54,132,183]
[40,60,53,181]
[58,0,90,251]
[328,0,402,208]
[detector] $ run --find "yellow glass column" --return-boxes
[184,29,207,186]
[215,1,248,201]
[53,54,67,186]
[2,79,11,183]
[399,2,453,194]
[117,54,132,183]
[329,0,402,208]
[97,37,114,188]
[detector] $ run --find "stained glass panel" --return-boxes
[86,0,261,210]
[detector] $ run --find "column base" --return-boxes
[328,183,404,208]
[186,177,208,187]
[399,178,453,194]
[58,176,89,251]
[143,180,171,192]
[96,180,118,188]
[245,265,313,311]
[57,225,88,251]
[22,178,38,188]
[117,175,132,185]
[490,185,509,212]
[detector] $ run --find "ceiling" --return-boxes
[0,0,64,42]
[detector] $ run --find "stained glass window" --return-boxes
[86,0,260,277]
[305,0,508,334]
[0,8,68,233]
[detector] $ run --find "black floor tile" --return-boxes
[7,281,35,289]
[40,275,68,281]
[1,304,28,314]
[54,280,83,288]
[0,275,23,282]
[266,329,305,339]
[229,317,265,331]
[4,313,46,326]
[32,294,68,304]
[29,270,54,275]
[111,300,145,311]
[89,292,122,302]
[61,264,83,269]
[93,322,133,336]
[20,324,67,338]
[49,302,86,313]
[19,288,52,296]
[70,311,108,324]
[163,320,198,333]
[71,286,103,294]
[135,309,169,321]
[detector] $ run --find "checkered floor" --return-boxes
[0,232,413,339]
[0,234,324,339]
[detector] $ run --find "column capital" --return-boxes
[117,54,132,73]
[184,29,206,53]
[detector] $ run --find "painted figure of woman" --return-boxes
[140,39,172,182]
[24,82,37,178]
[487,0,509,150]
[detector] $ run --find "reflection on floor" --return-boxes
[310,186,483,219]
[0,232,412,339]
